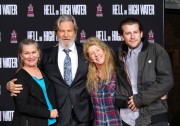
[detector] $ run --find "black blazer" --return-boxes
[13,69,57,126]
[40,44,93,125]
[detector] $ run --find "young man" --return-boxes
[117,17,173,126]
[7,15,93,126]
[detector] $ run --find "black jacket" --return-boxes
[40,44,94,125]
[116,42,174,125]
[13,69,57,126]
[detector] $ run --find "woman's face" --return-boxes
[20,44,40,67]
[87,45,105,68]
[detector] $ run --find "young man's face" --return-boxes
[120,23,143,49]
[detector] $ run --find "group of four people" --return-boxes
[7,15,173,126]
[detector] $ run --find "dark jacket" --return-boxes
[40,43,94,125]
[116,42,174,126]
[114,66,133,108]
[13,69,57,126]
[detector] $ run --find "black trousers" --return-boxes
[57,109,92,126]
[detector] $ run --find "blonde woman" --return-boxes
[83,37,121,126]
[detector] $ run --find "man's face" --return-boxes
[120,24,143,49]
[56,21,77,48]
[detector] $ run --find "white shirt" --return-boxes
[57,43,78,81]
[120,42,143,126]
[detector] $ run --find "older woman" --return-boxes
[13,39,58,126]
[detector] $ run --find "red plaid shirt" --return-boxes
[90,75,121,126]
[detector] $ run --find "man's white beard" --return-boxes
[58,38,75,49]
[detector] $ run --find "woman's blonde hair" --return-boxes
[83,37,115,92]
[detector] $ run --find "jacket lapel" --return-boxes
[24,73,47,106]
[51,46,64,81]
[70,44,88,87]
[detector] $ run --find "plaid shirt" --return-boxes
[90,75,121,126]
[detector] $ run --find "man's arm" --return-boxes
[7,78,23,96]
[128,95,168,112]
[7,48,46,96]
[133,44,174,108]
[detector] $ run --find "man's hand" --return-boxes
[161,95,168,100]
[127,95,167,112]
[128,96,137,112]
[7,78,23,96]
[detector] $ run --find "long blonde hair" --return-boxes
[83,37,115,92]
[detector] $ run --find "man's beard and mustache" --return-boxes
[58,37,76,49]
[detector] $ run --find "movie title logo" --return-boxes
[112,4,127,15]
[80,29,86,43]
[10,30,17,43]
[0,111,14,121]
[112,4,155,15]
[27,31,58,42]
[27,4,34,17]
[0,57,18,68]
[96,4,103,17]
[44,4,87,15]
[0,4,17,15]
[96,31,121,42]
[148,30,155,43]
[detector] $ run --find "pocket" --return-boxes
[149,100,168,114]
[140,81,154,90]
[109,84,116,98]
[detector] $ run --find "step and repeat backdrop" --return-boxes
[0,0,163,125]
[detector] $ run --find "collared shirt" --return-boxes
[57,43,78,81]
[120,42,143,126]
[90,75,121,126]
